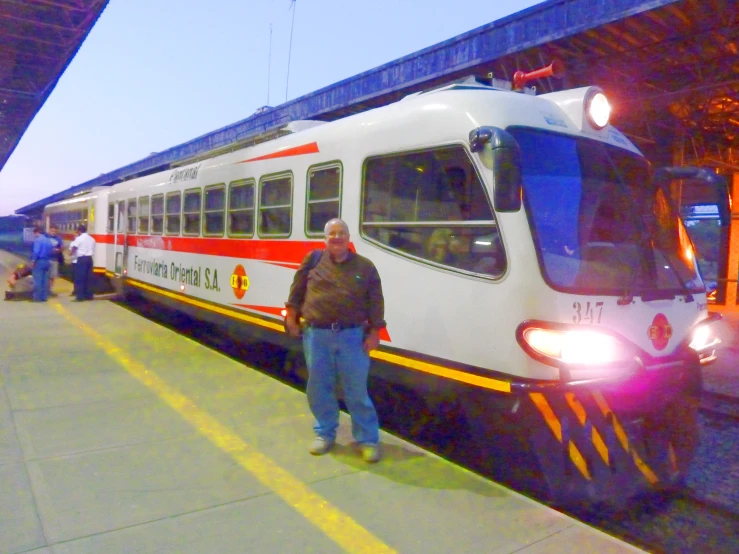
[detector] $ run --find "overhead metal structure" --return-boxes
[13,0,739,215]
[0,0,109,174]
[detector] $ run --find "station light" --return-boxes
[586,91,611,129]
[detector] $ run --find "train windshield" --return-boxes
[509,128,704,297]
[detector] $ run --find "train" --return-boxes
[42,66,722,506]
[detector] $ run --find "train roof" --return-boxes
[49,85,641,205]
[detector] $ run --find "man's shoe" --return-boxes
[360,443,381,463]
[309,436,334,456]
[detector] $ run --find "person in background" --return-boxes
[285,218,386,463]
[46,225,64,291]
[5,263,34,300]
[30,227,53,302]
[69,224,95,301]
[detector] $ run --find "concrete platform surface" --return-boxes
[0,250,642,553]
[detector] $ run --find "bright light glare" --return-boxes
[588,92,611,129]
[562,331,620,364]
[525,329,562,358]
[180,284,185,291]
[689,325,720,351]
[525,328,624,365]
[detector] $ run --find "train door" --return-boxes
[112,199,127,293]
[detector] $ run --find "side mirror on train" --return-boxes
[654,166,731,226]
[469,126,523,212]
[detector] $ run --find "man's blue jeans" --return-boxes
[32,259,50,301]
[302,326,379,445]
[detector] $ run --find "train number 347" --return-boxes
[573,301,604,324]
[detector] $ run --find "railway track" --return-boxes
[577,489,739,554]
[700,390,739,421]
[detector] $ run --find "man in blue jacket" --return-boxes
[30,227,53,302]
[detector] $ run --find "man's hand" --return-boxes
[363,328,380,353]
[284,307,302,338]
[285,318,302,338]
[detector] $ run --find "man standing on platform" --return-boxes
[30,227,53,302]
[285,218,385,463]
[69,225,96,301]
[47,225,64,291]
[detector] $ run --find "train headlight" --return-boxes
[688,314,721,364]
[586,91,610,129]
[517,322,638,381]
[523,327,626,365]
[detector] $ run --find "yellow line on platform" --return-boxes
[53,302,396,554]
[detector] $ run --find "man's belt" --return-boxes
[305,321,364,331]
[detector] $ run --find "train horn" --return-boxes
[512,60,565,91]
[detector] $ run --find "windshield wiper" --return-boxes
[641,289,678,302]
[618,251,692,304]
[617,258,665,305]
[652,248,695,303]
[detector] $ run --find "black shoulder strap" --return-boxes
[306,249,323,270]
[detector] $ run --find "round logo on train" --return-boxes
[230,265,250,299]
[647,313,672,351]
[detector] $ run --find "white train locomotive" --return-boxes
[43,66,721,504]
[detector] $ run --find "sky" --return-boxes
[0,0,543,216]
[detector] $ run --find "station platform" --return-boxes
[0,249,643,554]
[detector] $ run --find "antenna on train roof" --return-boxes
[285,0,297,102]
[267,23,272,105]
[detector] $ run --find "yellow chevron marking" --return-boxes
[568,441,592,481]
[529,393,562,442]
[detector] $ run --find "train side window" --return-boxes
[117,201,125,233]
[127,200,137,234]
[361,146,505,278]
[183,188,202,236]
[166,192,182,235]
[151,194,164,235]
[204,184,226,236]
[306,164,341,236]
[228,179,254,237]
[138,196,150,234]
[107,203,115,233]
[258,174,292,237]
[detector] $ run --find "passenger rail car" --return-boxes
[43,188,112,291]
[59,70,723,505]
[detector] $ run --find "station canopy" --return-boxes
[10,0,739,215]
[0,0,109,176]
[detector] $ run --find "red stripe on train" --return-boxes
[93,234,326,265]
[90,234,115,244]
[236,142,319,164]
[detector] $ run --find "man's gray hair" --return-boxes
[323,218,349,236]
